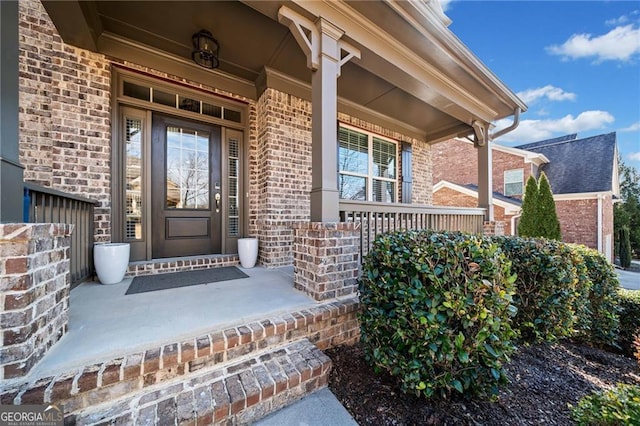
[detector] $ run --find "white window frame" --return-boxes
[504,168,524,196]
[338,123,398,202]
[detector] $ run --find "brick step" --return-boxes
[126,254,239,277]
[0,297,360,420]
[68,338,331,425]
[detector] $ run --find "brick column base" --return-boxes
[293,222,360,301]
[483,221,505,236]
[0,223,73,379]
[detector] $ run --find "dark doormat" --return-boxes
[125,266,249,295]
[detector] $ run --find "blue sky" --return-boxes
[443,1,640,171]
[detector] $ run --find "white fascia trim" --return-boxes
[293,0,500,122]
[388,0,526,112]
[453,137,549,165]
[553,191,614,201]
[433,180,521,215]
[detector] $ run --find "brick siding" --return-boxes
[555,198,599,250]
[293,222,360,300]
[432,138,534,199]
[19,0,434,268]
[19,0,112,240]
[0,224,72,379]
[433,186,516,235]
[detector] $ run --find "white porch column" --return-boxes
[278,7,360,222]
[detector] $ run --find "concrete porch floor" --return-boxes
[31,266,317,377]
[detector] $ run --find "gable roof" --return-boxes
[515,133,578,150]
[515,132,617,195]
[463,184,522,206]
[433,181,521,215]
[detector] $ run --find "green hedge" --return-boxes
[572,245,620,347]
[491,237,580,342]
[359,230,517,398]
[617,289,640,357]
[571,384,640,425]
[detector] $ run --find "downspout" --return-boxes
[511,214,521,236]
[490,107,521,141]
[597,194,603,254]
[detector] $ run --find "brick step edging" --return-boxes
[69,338,331,425]
[1,297,360,414]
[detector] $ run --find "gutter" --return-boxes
[490,107,521,141]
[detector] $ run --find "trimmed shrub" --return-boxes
[619,227,632,269]
[492,236,579,342]
[617,289,640,357]
[572,245,620,347]
[359,230,517,398]
[571,384,640,425]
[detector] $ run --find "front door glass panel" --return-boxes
[166,126,210,209]
[125,117,143,240]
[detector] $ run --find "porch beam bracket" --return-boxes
[471,119,489,147]
[278,6,361,75]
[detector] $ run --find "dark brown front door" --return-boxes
[151,114,222,258]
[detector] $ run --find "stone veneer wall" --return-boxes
[0,224,73,379]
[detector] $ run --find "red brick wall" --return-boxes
[431,139,535,199]
[555,199,598,249]
[433,187,515,235]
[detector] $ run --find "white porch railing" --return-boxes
[339,200,486,260]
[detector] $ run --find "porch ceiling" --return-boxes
[42,0,525,143]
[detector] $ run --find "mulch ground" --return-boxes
[327,341,640,425]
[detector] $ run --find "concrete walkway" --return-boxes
[255,388,358,426]
[618,260,640,290]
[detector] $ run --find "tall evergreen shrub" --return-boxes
[620,226,632,268]
[537,172,561,240]
[518,176,539,237]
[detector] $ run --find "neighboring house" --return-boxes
[0,0,525,422]
[432,133,619,260]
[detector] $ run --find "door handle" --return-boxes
[215,192,221,213]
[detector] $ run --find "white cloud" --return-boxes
[493,110,615,143]
[517,85,576,104]
[629,152,640,161]
[606,15,629,26]
[546,24,640,62]
[621,121,640,132]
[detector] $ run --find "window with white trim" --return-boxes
[338,125,397,202]
[504,168,524,196]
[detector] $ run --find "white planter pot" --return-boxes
[238,238,258,268]
[94,243,130,285]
